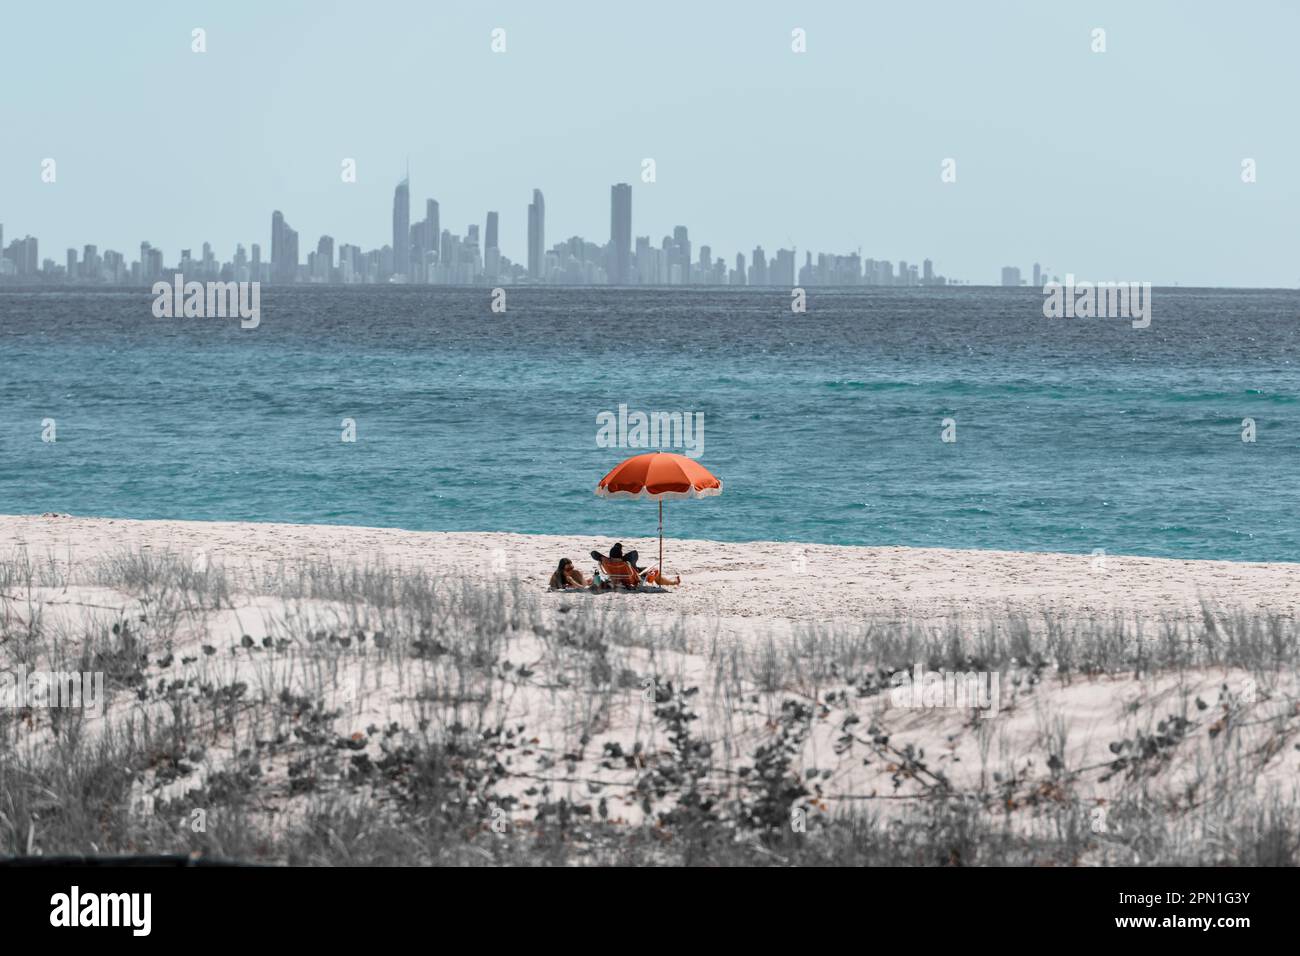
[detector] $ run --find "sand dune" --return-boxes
[5,512,1300,864]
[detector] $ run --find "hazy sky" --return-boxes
[3,0,1297,286]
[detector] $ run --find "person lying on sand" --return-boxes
[548,557,589,590]
[589,542,680,587]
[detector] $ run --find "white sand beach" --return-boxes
[4,513,1298,632]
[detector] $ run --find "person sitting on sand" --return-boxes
[590,542,680,587]
[548,558,589,591]
[590,547,640,588]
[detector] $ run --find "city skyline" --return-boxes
[0,175,963,287]
[3,154,1289,290]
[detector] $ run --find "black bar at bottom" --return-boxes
[0,861,1279,941]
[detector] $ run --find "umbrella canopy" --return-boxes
[594,452,723,501]
[594,453,722,579]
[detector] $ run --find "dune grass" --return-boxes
[2,545,1299,865]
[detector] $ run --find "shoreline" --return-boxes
[5,513,1298,630]
[10,510,1297,567]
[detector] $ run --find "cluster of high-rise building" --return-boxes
[0,222,175,285]
[1001,263,1056,287]
[0,179,954,287]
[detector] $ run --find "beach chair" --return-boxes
[599,557,642,589]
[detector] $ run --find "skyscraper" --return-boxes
[635,236,652,284]
[772,248,796,287]
[426,200,440,255]
[271,211,284,281]
[609,183,632,285]
[483,211,500,281]
[139,241,162,282]
[392,177,410,278]
[750,246,767,286]
[271,210,298,283]
[528,189,545,280]
[673,226,690,285]
[316,235,335,282]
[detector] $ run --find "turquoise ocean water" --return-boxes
[1,286,1298,562]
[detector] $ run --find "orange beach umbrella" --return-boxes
[594,452,723,576]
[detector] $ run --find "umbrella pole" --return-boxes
[658,500,664,574]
